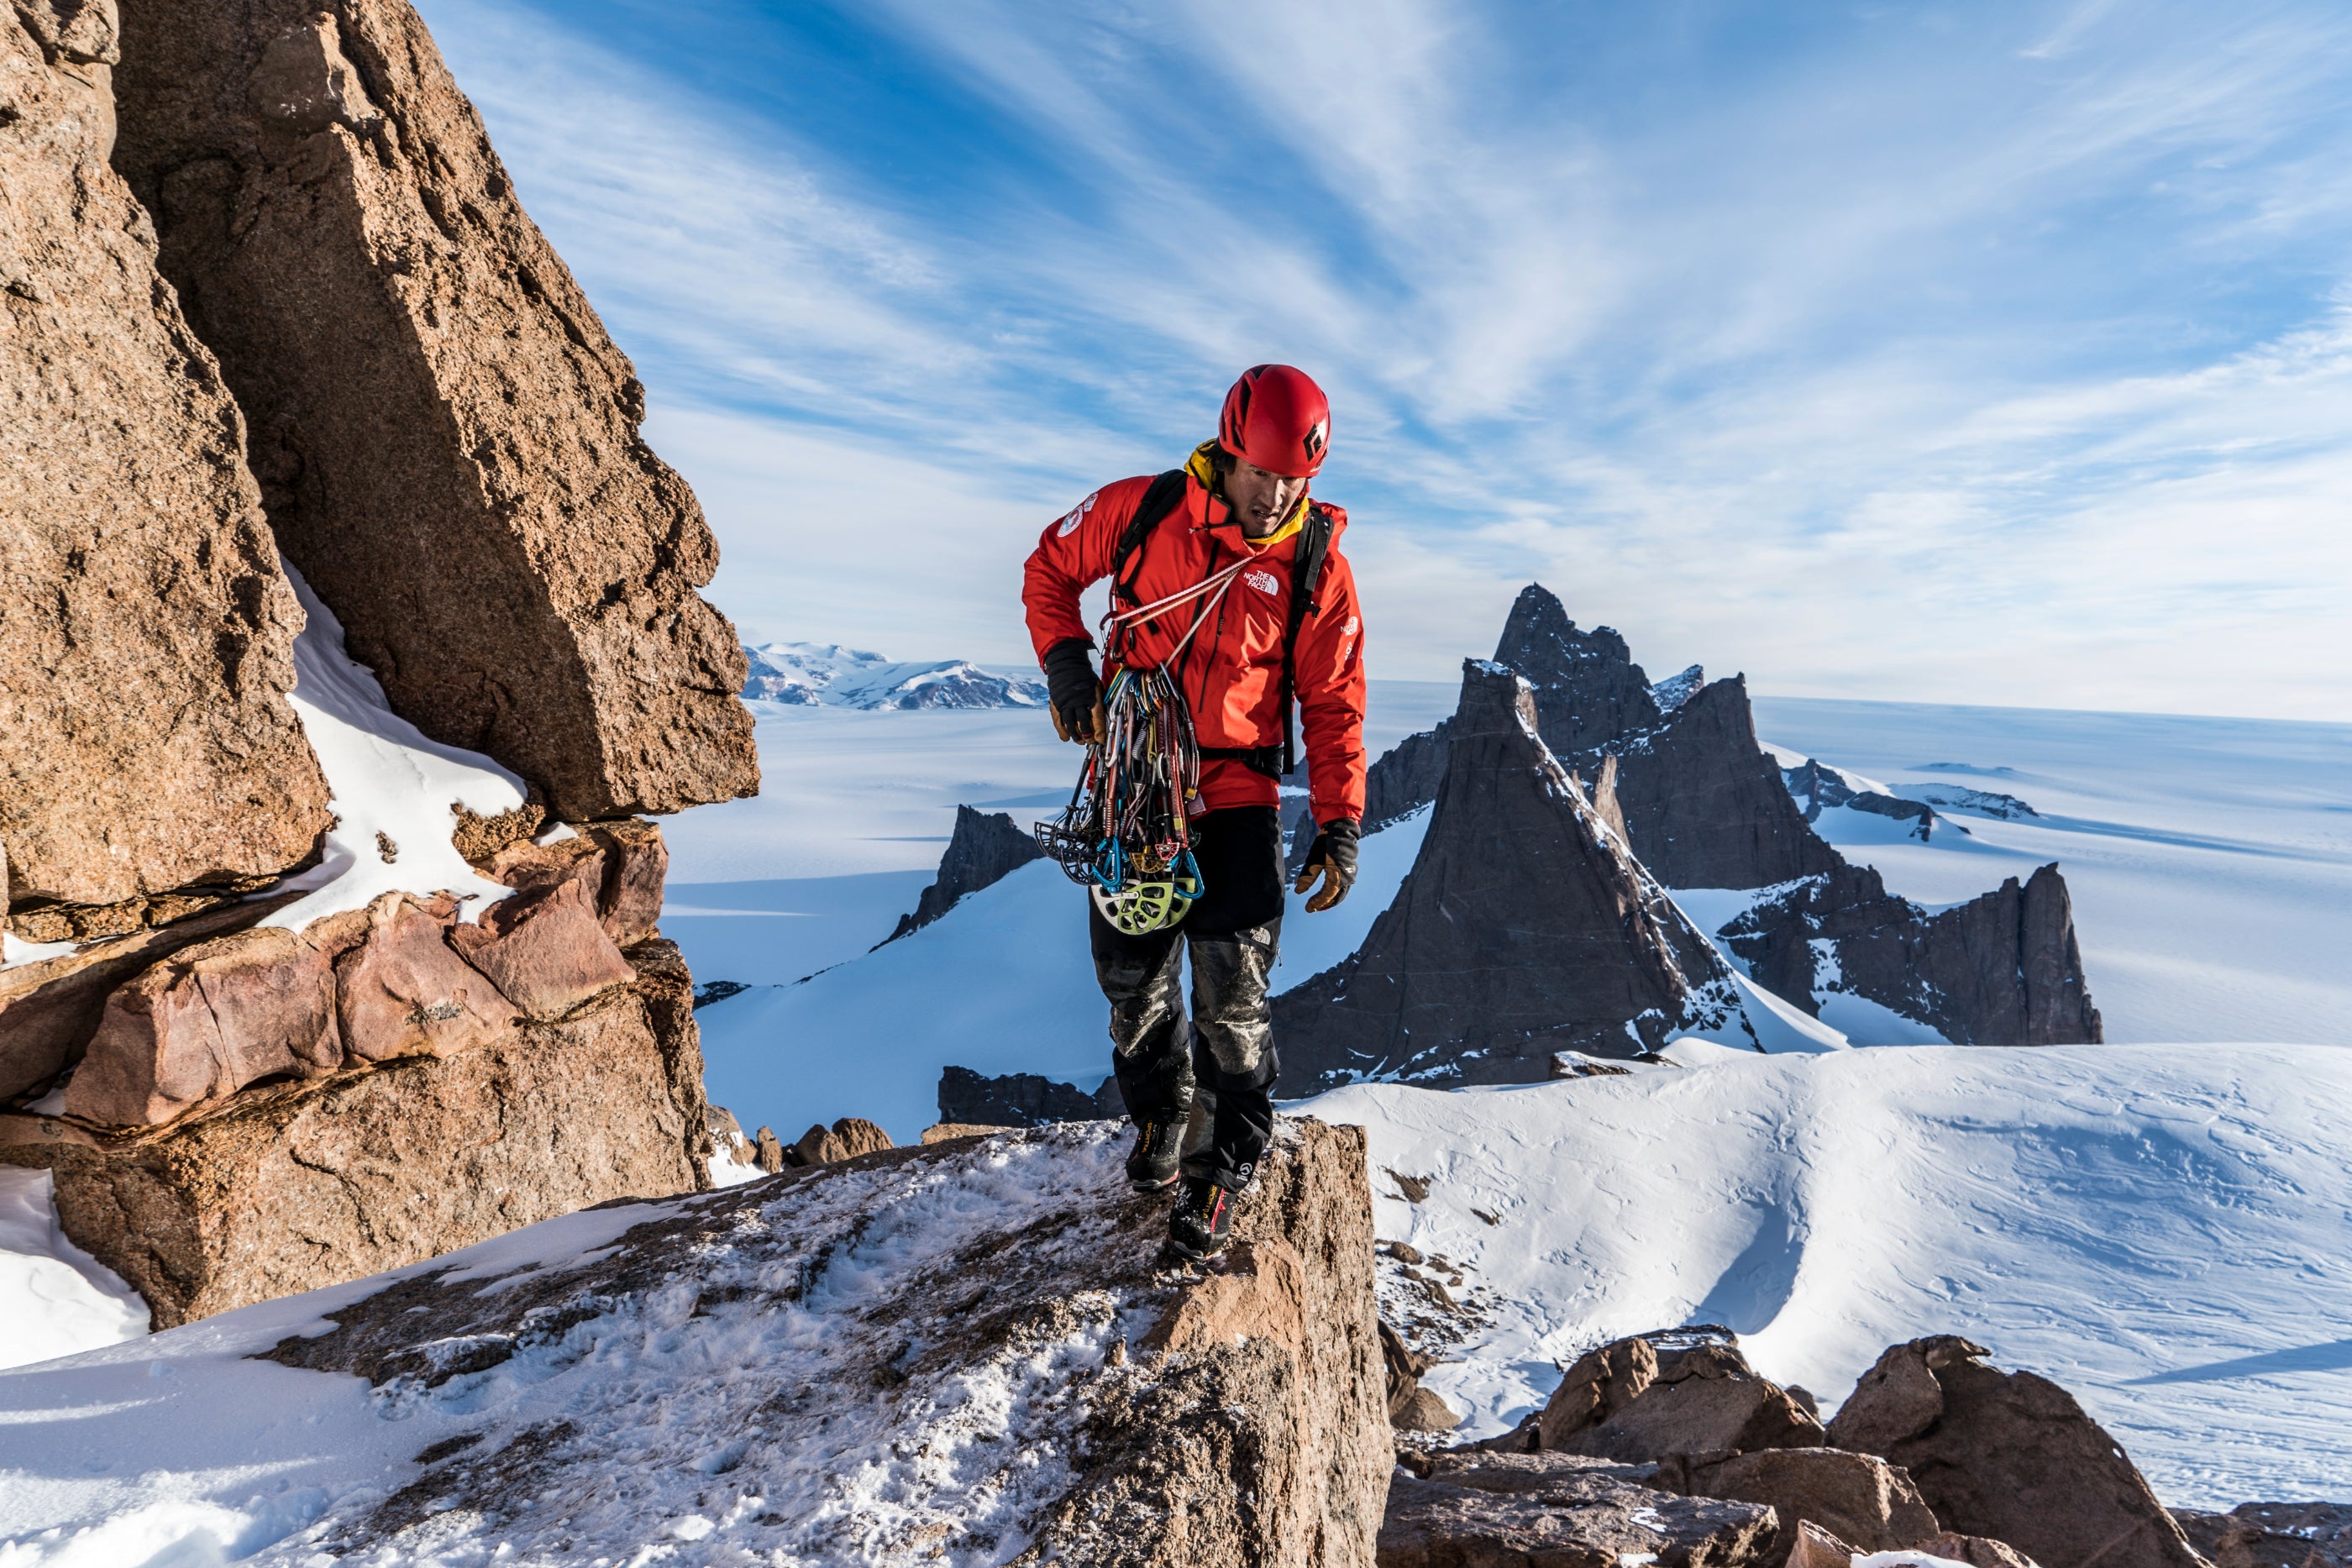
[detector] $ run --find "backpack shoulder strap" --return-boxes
[1110,469,1191,609]
[1274,502,1339,778]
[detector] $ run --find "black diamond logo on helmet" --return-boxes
[1304,420,1327,458]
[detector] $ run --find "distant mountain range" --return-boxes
[741,642,1047,711]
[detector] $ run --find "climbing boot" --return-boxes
[1166,1175,1240,1260]
[1125,1116,1184,1191]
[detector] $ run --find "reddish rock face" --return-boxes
[581,821,668,949]
[1,2,331,911]
[63,926,340,1127]
[0,894,301,1103]
[107,0,758,821]
[333,893,513,1062]
[13,941,711,1328]
[446,879,637,1021]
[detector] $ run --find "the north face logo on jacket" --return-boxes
[1244,568,1280,596]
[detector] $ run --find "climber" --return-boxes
[1022,364,1368,1262]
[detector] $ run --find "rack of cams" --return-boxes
[1035,667,1205,934]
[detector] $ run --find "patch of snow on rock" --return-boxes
[0,1168,148,1369]
[267,567,523,930]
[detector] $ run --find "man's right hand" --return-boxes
[1042,638,1104,744]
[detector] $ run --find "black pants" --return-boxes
[1090,805,1284,1190]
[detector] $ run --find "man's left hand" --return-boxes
[1293,818,1360,913]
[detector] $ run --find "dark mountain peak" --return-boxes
[1273,659,1744,1092]
[1493,584,1663,757]
[879,805,1043,946]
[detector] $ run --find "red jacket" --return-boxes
[1023,464,1368,826]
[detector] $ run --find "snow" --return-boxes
[266,568,523,931]
[1752,697,2352,1046]
[1303,1040,2352,1508]
[0,1172,147,1372]
[0,934,78,972]
[0,1126,1150,1566]
[742,642,1048,710]
[1651,664,1704,714]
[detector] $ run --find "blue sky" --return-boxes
[413,0,2352,720]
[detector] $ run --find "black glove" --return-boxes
[1293,818,1359,912]
[1042,637,1102,743]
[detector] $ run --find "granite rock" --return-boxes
[109,0,757,820]
[1,0,331,910]
[1654,1448,1941,1567]
[1829,1337,2199,1568]
[1383,1450,1777,1568]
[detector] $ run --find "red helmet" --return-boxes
[1217,364,1331,478]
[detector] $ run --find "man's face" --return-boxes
[1223,454,1309,538]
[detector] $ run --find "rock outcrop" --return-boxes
[883,805,1044,944]
[2,1,333,912]
[0,820,717,1324]
[1829,1336,2200,1568]
[243,1119,1388,1565]
[1383,1450,1778,1568]
[1275,663,1745,1092]
[107,0,757,819]
[1530,1329,1824,1463]
[3,933,709,1327]
[1782,759,1943,841]
[939,1063,1124,1126]
[2174,1502,2352,1568]
[1721,863,2103,1046]
[1651,1449,1942,1568]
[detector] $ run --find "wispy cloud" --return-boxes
[417,0,2352,720]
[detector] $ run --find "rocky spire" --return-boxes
[1492,585,1665,758]
[1274,662,1744,1093]
[1721,861,2103,1046]
[880,807,1044,945]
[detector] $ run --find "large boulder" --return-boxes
[3,936,710,1327]
[1275,662,1745,1093]
[1,1,332,913]
[1383,1450,1778,1567]
[882,805,1045,943]
[107,0,757,820]
[1653,1448,1942,1567]
[1828,1337,2201,1568]
[1551,1334,1824,1464]
[1721,863,2103,1046]
[235,1119,1387,1565]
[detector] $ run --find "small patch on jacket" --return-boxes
[1057,491,1099,536]
[1244,568,1281,596]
